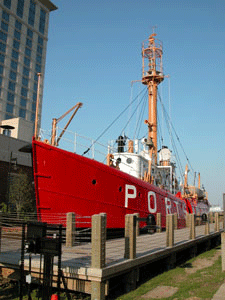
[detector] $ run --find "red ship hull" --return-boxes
[32,138,189,229]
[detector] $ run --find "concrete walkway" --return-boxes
[212,283,225,300]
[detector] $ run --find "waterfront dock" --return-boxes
[0,213,223,299]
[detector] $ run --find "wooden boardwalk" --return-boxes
[0,217,223,299]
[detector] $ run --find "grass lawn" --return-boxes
[116,246,224,300]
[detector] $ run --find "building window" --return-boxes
[21,87,28,97]
[32,102,36,111]
[26,38,32,48]
[33,92,37,101]
[28,0,36,27]
[1,21,8,32]
[8,81,15,91]
[7,92,14,102]
[0,31,7,42]
[13,39,20,50]
[35,63,41,73]
[0,65,3,75]
[15,20,22,31]
[23,67,29,77]
[22,77,28,86]
[31,113,35,121]
[19,108,26,118]
[25,47,31,57]
[39,8,46,34]
[9,70,16,81]
[0,54,5,63]
[27,28,33,39]
[17,0,25,19]
[5,114,12,119]
[37,45,42,55]
[6,103,13,113]
[12,49,19,60]
[36,54,41,64]
[11,60,18,70]
[20,97,26,107]
[38,36,43,46]
[0,42,6,53]
[33,82,37,91]
[14,30,21,40]
[2,11,9,22]
[24,56,30,67]
[4,0,11,9]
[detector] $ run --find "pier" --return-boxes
[0,212,223,299]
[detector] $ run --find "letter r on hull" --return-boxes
[125,185,137,208]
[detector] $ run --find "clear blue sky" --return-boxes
[41,0,225,206]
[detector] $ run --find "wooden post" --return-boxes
[123,214,138,292]
[66,212,75,247]
[222,232,225,271]
[91,281,105,300]
[91,213,107,300]
[124,214,136,259]
[186,213,190,228]
[215,212,219,232]
[156,213,162,233]
[91,213,107,268]
[189,214,196,240]
[166,214,174,247]
[174,213,178,230]
[134,213,140,237]
[209,212,213,224]
[205,220,210,235]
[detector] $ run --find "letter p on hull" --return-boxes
[125,185,137,208]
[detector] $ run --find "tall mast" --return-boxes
[142,33,164,164]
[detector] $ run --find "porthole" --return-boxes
[126,158,132,164]
[92,179,96,185]
[119,186,122,192]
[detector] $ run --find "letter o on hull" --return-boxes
[148,191,157,213]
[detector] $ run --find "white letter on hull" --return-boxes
[165,197,172,214]
[174,201,180,218]
[125,185,137,208]
[148,191,157,213]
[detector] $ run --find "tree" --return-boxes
[8,170,36,218]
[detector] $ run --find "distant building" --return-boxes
[0,0,57,135]
[1,116,33,142]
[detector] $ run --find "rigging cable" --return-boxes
[105,89,148,157]
[82,87,147,156]
[157,91,195,178]
[119,89,147,139]
[158,92,185,179]
[133,90,148,140]
[157,109,164,151]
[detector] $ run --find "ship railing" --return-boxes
[90,211,223,266]
[39,128,154,173]
[39,128,109,163]
[0,212,92,244]
[35,212,92,244]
